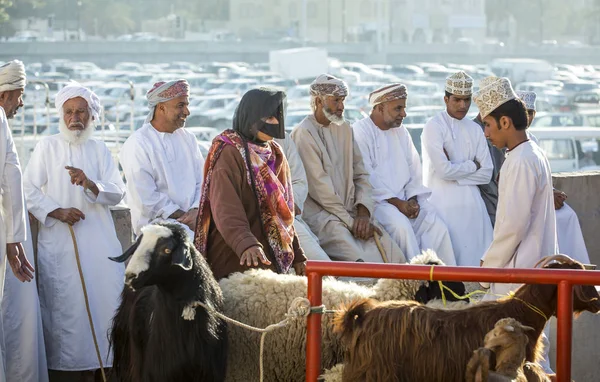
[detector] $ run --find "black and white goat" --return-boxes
[109,222,228,382]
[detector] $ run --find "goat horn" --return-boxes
[535,254,577,269]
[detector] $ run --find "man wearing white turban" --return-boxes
[0,59,48,382]
[291,74,405,263]
[353,84,456,265]
[421,71,493,266]
[24,83,126,380]
[120,79,204,238]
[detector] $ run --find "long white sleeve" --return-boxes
[119,139,180,220]
[456,128,493,186]
[482,161,537,269]
[190,133,204,209]
[83,144,126,206]
[1,112,26,243]
[353,124,397,203]
[278,135,308,212]
[23,140,62,228]
[403,128,429,200]
[422,119,478,181]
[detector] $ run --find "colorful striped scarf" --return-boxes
[194,130,296,273]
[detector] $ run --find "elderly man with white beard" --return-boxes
[24,83,126,381]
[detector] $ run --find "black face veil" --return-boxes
[232,87,286,141]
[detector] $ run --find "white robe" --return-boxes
[291,115,405,263]
[24,134,126,371]
[0,106,27,382]
[353,117,456,265]
[119,123,204,236]
[525,131,589,264]
[556,204,589,264]
[1,208,48,382]
[482,141,558,297]
[422,111,493,266]
[275,134,330,262]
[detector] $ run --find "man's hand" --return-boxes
[473,159,481,170]
[293,261,306,276]
[240,246,272,267]
[6,243,34,282]
[352,215,371,240]
[388,198,420,219]
[177,208,198,230]
[406,198,420,219]
[49,207,85,225]
[65,166,99,195]
[554,189,567,210]
[351,216,382,240]
[168,209,185,220]
[294,204,302,216]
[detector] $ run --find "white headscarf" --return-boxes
[55,82,102,121]
[0,60,27,93]
[145,79,190,123]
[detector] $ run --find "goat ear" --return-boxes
[171,242,193,271]
[110,234,142,263]
[522,325,535,332]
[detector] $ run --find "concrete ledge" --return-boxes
[553,171,600,266]
[29,207,133,256]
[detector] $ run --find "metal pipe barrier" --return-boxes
[305,261,600,382]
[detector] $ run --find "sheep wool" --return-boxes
[220,250,448,382]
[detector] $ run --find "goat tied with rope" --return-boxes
[108,222,228,382]
[333,255,600,382]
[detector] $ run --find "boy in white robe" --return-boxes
[291,74,405,263]
[24,83,125,380]
[422,71,493,266]
[475,77,557,376]
[353,84,455,264]
[120,80,204,238]
[0,59,48,382]
[275,133,331,262]
[518,91,590,265]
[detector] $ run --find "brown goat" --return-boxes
[465,318,535,382]
[333,256,600,382]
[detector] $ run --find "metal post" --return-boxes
[556,281,573,382]
[306,271,323,382]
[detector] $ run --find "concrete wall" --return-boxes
[549,171,600,381]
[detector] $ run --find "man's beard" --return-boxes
[58,119,94,145]
[323,106,345,125]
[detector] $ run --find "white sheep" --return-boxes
[220,250,465,382]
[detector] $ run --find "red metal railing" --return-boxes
[305,261,600,382]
